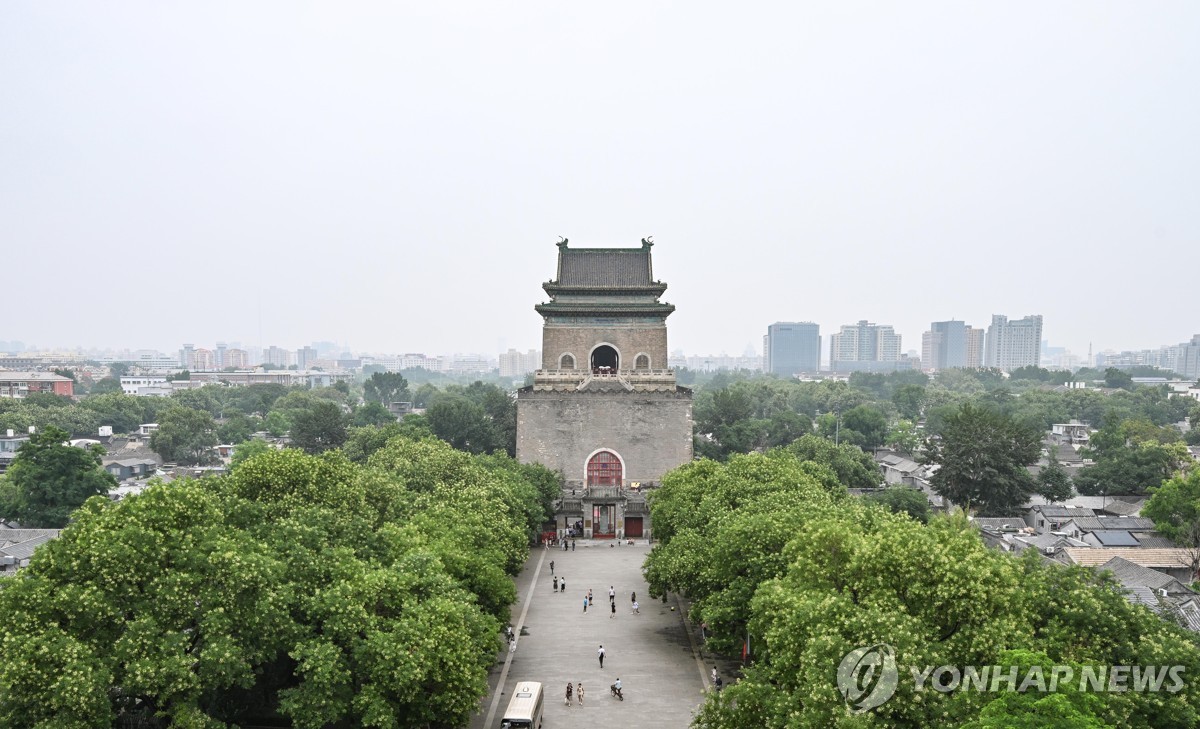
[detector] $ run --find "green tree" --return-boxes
[785,434,881,489]
[351,401,396,427]
[217,412,257,444]
[425,394,504,455]
[341,416,435,464]
[288,399,348,454]
[864,486,930,523]
[839,404,889,450]
[89,377,123,395]
[229,437,272,470]
[0,425,116,527]
[1036,454,1074,502]
[362,371,410,405]
[149,406,218,465]
[1104,367,1135,390]
[886,419,922,456]
[264,410,291,437]
[1142,469,1200,547]
[1075,415,1190,496]
[892,383,926,421]
[923,403,1042,516]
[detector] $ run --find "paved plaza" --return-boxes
[469,540,712,729]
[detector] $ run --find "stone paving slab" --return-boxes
[469,541,708,729]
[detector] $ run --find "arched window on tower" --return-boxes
[586,450,622,488]
[560,353,576,370]
[635,354,650,370]
[591,345,618,373]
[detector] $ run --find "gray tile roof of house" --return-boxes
[1031,505,1097,518]
[109,458,157,468]
[1092,530,1141,546]
[1026,495,1113,510]
[0,533,57,560]
[973,517,1025,531]
[1098,499,1145,516]
[1064,516,1157,532]
[1099,556,1185,592]
[1135,534,1179,549]
[0,529,61,546]
[555,246,654,288]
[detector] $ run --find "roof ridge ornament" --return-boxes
[641,236,653,248]
[557,236,569,248]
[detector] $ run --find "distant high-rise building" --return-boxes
[264,345,293,368]
[984,314,1043,371]
[966,327,985,368]
[831,321,902,372]
[921,320,986,372]
[181,343,194,369]
[215,342,227,369]
[499,348,541,377]
[225,349,249,369]
[192,348,215,371]
[296,346,319,370]
[765,322,820,376]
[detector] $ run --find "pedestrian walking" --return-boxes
[565,682,573,706]
[572,539,576,551]
[550,560,555,576]
[587,589,593,606]
[610,601,616,619]
[553,576,558,591]
[583,596,588,613]
[608,586,615,602]
[560,579,566,593]
[578,682,585,706]
[563,540,568,552]
[631,591,636,604]
[711,666,718,685]
[631,600,639,614]
[598,645,605,668]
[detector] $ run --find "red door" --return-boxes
[625,517,643,538]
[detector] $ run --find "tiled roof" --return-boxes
[555,246,653,288]
[973,517,1024,530]
[1063,548,1196,569]
[1063,516,1156,532]
[1135,534,1179,549]
[1099,500,1145,516]
[0,372,72,382]
[1099,556,1181,591]
[0,529,60,546]
[0,533,57,560]
[1032,505,1096,518]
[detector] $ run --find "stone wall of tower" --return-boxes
[541,323,669,370]
[516,389,693,486]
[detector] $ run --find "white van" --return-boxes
[501,681,544,729]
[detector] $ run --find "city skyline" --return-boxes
[2,3,1197,359]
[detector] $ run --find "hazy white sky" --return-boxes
[2,2,1196,358]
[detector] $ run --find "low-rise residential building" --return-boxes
[0,529,61,574]
[1058,548,1197,584]
[1026,504,1097,534]
[0,430,30,473]
[0,372,74,399]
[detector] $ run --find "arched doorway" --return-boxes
[587,451,622,539]
[590,345,619,373]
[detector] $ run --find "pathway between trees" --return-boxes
[469,540,708,729]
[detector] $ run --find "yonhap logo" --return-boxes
[837,643,899,713]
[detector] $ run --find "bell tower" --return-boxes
[516,238,694,540]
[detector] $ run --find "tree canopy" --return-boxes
[0,425,116,528]
[923,403,1043,516]
[0,440,553,727]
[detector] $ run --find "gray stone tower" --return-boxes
[516,238,693,540]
